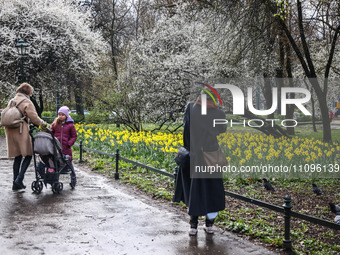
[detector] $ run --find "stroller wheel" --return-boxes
[52,182,63,194]
[52,182,58,194]
[58,182,63,192]
[32,181,43,194]
[37,181,43,192]
[31,181,37,192]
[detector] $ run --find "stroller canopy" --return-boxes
[34,132,62,156]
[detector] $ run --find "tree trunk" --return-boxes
[39,89,44,114]
[305,80,318,132]
[30,97,42,117]
[310,79,332,142]
[74,79,84,120]
[263,75,275,119]
[110,1,118,80]
[311,93,317,132]
[30,89,44,117]
[286,93,295,135]
[285,42,295,135]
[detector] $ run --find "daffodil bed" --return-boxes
[76,123,339,172]
[74,123,340,254]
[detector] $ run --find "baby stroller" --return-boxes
[30,126,76,194]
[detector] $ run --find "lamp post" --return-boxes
[15,39,29,83]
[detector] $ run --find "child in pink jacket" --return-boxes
[51,106,77,187]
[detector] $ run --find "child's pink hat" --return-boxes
[58,106,73,122]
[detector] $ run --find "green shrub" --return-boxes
[70,113,85,124]
[69,111,109,124]
[296,115,313,122]
[274,113,285,120]
[41,111,55,118]
[85,111,112,124]
[41,111,56,124]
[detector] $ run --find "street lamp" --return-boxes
[15,39,29,83]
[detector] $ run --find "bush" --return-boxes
[85,111,111,124]
[42,110,114,124]
[296,115,316,122]
[41,111,55,118]
[41,111,56,124]
[70,113,85,124]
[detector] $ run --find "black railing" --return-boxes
[74,141,174,179]
[75,141,340,250]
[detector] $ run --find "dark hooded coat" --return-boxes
[174,101,226,216]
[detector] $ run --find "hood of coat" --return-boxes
[14,93,30,103]
[16,92,30,99]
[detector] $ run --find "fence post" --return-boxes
[283,195,292,251]
[79,140,83,163]
[115,149,119,180]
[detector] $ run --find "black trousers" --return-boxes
[13,155,32,182]
[189,216,215,228]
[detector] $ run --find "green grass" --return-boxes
[293,126,340,143]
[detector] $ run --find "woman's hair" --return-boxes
[16,83,33,96]
[52,117,63,127]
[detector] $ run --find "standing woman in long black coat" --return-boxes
[174,93,226,236]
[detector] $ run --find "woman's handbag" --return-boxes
[175,147,190,166]
[202,147,228,167]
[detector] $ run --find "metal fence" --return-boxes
[75,141,340,250]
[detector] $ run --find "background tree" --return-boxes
[113,3,283,131]
[262,0,340,141]
[84,0,171,130]
[0,0,107,114]
[104,0,338,139]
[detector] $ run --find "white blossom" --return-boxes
[0,0,108,99]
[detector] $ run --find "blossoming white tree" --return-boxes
[113,4,281,131]
[115,1,339,140]
[0,0,108,113]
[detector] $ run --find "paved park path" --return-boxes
[0,136,281,255]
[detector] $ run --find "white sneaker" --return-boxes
[189,227,198,236]
[204,225,214,234]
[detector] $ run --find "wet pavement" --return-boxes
[0,136,279,255]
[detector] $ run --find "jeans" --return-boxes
[13,155,32,182]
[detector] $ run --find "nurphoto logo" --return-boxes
[199,83,312,128]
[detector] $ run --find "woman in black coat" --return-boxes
[174,94,226,236]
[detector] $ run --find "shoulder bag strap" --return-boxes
[15,98,27,118]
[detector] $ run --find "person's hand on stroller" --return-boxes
[40,121,51,132]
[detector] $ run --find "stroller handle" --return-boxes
[44,127,52,133]
[29,124,52,135]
